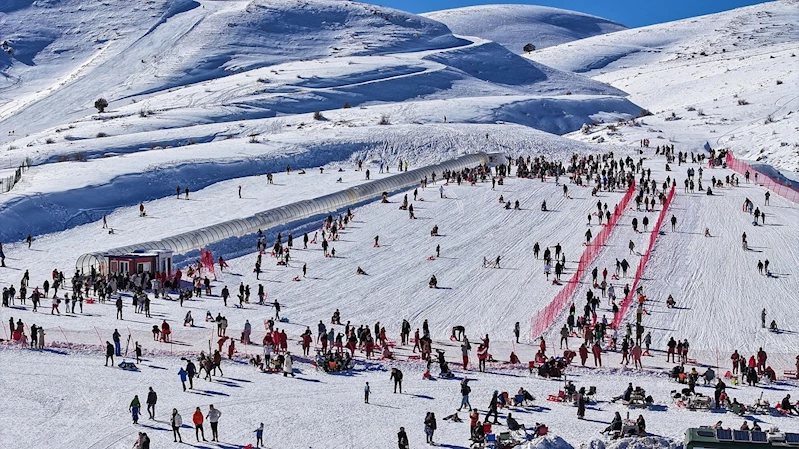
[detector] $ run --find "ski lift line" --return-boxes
[76,152,500,272]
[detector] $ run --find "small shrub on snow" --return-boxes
[343,102,351,109]
[764,115,774,124]
[737,99,749,106]
[378,115,390,125]
[313,110,325,121]
[697,109,705,116]
[776,80,783,85]
[45,137,55,144]
[94,98,108,113]
[639,108,653,117]
[96,132,108,138]
[523,43,536,53]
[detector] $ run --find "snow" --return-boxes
[1,0,799,448]
[423,4,626,54]
[529,0,799,173]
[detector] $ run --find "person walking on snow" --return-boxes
[146,387,157,419]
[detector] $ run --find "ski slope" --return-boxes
[1,0,799,448]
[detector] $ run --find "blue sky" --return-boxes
[369,0,769,27]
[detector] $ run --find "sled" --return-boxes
[85,298,96,304]
[279,318,289,323]
[118,361,139,371]
[427,256,435,261]
[292,276,300,282]
[687,358,697,364]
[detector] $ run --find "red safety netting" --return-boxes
[612,185,676,329]
[725,152,799,203]
[200,248,215,278]
[530,181,637,340]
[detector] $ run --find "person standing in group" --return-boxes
[192,407,207,442]
[171,408,183,443]
[207,404,221,442]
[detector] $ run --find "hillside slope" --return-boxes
[529,0,799,173]
[423,4,626,54]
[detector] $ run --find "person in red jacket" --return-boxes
[301,329,312,356]
[592,342,602,367]
[477,344,488,372]
[757,348,767,375]
[579,343,589,366]
[161,320,171,343]
[192,407,207,442]
[539,337,547,356]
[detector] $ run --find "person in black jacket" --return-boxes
[105,341,114,366]
[485,390,499,424]
[424,412,437,445]
[146,387,157,419]
[397,427,409,449]
[390,368,403,393]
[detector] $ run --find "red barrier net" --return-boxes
[530,181,636,339]
[612,185,676,329]
[725,152,799,203]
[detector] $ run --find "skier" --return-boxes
[254,423,264,448]
[513,322,520,344]
[670,214,677,231]
[364,382,370,404]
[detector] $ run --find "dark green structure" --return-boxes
[685,428,799,449]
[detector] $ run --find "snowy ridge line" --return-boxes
[76,152,500,269]
[726,152,799,203]
[613,185,676,330]
[529,181,637,340]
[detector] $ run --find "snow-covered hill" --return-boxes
[1,1,799,449]
[529,0,799,173]
[0,0,636,151]
[423,4,626,54]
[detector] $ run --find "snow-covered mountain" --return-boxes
[1,2,799,449]
[529,0,799,173]
[423,4,627,54]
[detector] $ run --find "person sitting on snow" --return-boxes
[506,413,525,432]
[428,275,438,288]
